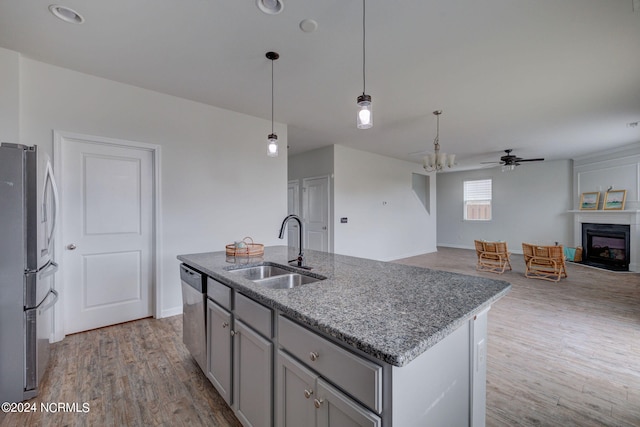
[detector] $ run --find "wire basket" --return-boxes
[225,237,264,257]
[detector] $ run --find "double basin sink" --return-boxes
[226,263,326,289]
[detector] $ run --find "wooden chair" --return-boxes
[522,243,568,282]
[474,240,512,274]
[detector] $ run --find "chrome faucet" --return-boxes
[278,214,307,268]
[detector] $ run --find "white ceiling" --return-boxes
[1,0,639,169]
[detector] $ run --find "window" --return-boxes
[464,179,492,220]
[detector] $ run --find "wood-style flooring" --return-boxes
[1,247,639,426]
[397,247,640,427]
[0,315,241,427]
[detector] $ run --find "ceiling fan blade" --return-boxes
[480,161,501,164]
[517,158,545,162]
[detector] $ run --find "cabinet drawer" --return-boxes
[278,316,382,413]
[235,293,272,338]
[207,277,231,310]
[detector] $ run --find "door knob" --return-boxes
[67,244,77,250]
[314,398,324,409]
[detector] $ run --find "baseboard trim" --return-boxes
[437,243,525,255]
[161,306,182,318]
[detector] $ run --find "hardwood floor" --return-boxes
[397,247,640,427]
[0,316,242,427]
[1,247,638,426]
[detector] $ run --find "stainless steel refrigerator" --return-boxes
[0,143,59,403]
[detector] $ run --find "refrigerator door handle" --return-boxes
[42,161,59,253]
[38,260,59,279]
[37,289,59,314]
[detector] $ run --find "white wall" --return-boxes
[0,47,19,142]
[333,145,437,261]
[437,160,573,252]
[17,55,287,328]
[289,146,334,181]
[573,143,640,211]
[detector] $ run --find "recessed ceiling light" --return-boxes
[49,5,84,24]
[256,0,283,15]
[299,19,318,33]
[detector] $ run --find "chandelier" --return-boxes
[423,110,455,172]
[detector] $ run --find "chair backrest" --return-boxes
[476,240,508,254]
[522,243,564,261]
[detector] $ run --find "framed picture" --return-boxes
[579,192,600,210]
[603,189,627,210]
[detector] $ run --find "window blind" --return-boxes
[464,179,492,201]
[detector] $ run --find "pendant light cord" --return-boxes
[362,0,366,95]
[271,58,275,134]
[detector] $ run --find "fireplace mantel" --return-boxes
[569,210,640,272]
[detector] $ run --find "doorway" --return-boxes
[302,176,330,252]
[53,131,161,338]
[287,180,300,248]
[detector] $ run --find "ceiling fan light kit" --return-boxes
[423,110,455,172]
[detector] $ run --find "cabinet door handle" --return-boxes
[309,351,319,362]
[313,398,324,409]
[230,330,238,337]
[222,322,229,328]
[304,389,313,399]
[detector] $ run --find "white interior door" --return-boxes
[61,136,153,334]
[302,176,329,252]
[287,180,300,249]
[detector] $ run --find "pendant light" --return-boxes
[266,51,279,157]
[356,0,372,129]
[423,110,456,172]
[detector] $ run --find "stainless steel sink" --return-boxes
[227,264,291,280]
[253,273,321,289]
[226,263,325,288]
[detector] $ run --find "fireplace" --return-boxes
[581,223,630,271]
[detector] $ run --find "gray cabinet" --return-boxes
[277,316,382,427]
[206,299,232,405]
[234,319,273,427]
[198,270,491,427]
[276,350,318,427]
[316,379,382,427]
[206,278,273,427]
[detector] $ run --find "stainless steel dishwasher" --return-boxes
[180,264,206,372]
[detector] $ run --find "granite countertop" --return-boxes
[178,246,511,367]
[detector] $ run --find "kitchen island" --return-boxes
[178,246,511,427]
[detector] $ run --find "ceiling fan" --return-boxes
[482,149,544,170]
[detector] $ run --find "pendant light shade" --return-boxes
[266,51,279,157]
[357,94,372,129]
[267,133,278,157]
[356,0,372,129]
